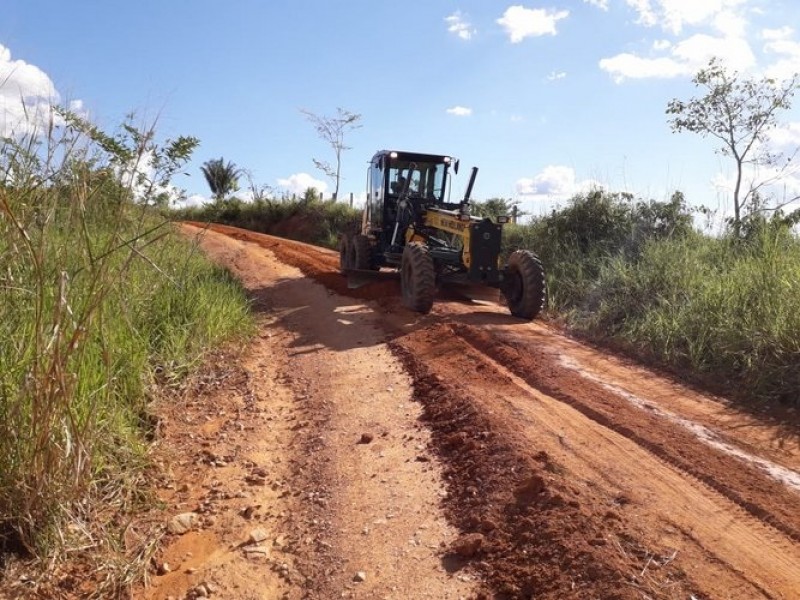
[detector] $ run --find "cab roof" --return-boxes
[371,150,452,164]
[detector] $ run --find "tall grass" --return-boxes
[584,228,800,404]
[510,190,800,407]
[0,113,253,560]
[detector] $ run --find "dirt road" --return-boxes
[141,223,800,600]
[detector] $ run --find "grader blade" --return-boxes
[345,269,398,289]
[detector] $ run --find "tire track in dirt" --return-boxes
[153,226,475,600]
[392,324,800,598]
[389,340,685,599]
[451,323,800,545]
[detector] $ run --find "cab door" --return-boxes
[370,158,385,230]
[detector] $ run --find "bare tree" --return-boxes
[667,58,799,231]
[300,107,362,200]
[242,169,273,202]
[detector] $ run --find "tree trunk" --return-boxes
[733,155,743,235]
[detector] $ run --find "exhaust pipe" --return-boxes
[463,166,479,203]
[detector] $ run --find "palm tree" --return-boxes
[201,157,242,201]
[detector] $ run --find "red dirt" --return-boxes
[145,223,800,600]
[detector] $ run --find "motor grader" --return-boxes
[339,150,546,319]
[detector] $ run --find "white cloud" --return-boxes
[277,172,328,195]
[626,0,658,27]
[497,6,569,43]
[68,99,85,115]
[174,193,212,208]
[672,32,754,67]
[446,105,473,116]
[600,32,755,82]
[762,27,793,42]
[547,70,567,81]
[763,30,800,81]
[769,122,800,151]
[0,44,62,137]
[584,0,609,10]
[515,165,600,199]
[445,11,476,41]
[713,10,746,37]
[625,0,749,35]
[600,53,691,81]
[653,39,672,50]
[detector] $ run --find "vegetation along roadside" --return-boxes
[0,111,253,596]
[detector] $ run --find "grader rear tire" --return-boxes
[339,234,352,273]
[352,234,373,270]
[502,250,546,320]
[401,243,435,313]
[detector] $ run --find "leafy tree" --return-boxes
[300,107,362,200]
[471,197,524,221]
[667,58,799,231]
[201,157,242,202]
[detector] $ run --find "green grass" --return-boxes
[582,228,800,404]
[0,118,253,563]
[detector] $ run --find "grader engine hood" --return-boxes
[423,209,503,284]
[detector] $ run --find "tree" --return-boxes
[470,197,525,221]
[667,58,799,231]
[300,107,362,200]
[201,157,242,202]
[242,169,274,203]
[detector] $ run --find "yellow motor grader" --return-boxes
[339,150,546,319]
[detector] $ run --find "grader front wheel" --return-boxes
[401,242,435,313]
[502,250,546,320]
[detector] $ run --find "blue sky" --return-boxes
[1,0,799,220]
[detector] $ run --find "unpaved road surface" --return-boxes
[141,223,800,600]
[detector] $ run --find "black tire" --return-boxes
[346,235,358,270]
[401,242,435,313]
[502,250,546,319]
[352,234,373,270]
[339,234,351,273]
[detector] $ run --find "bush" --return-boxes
[507,190,694,310]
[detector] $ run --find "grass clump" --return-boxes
[0,112,253,567]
